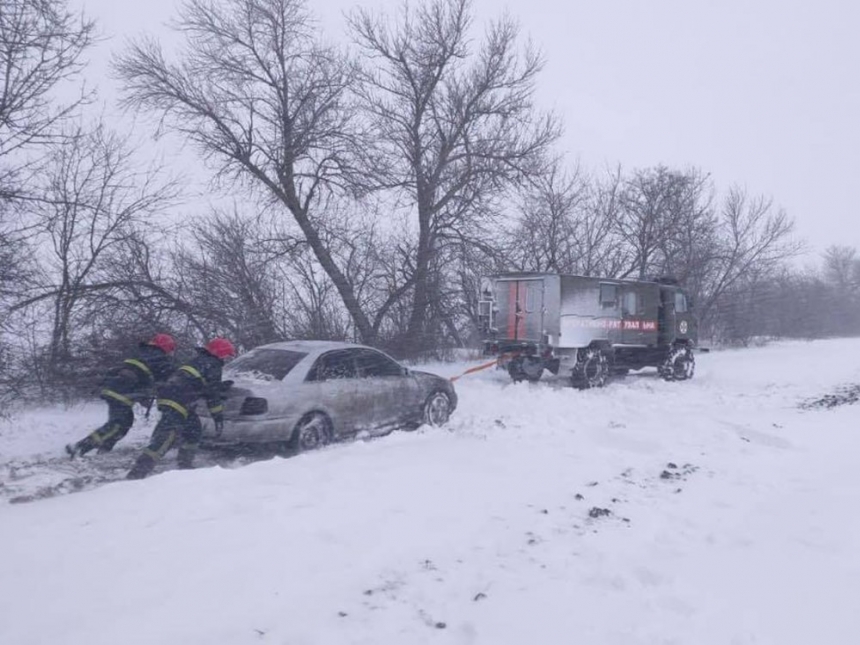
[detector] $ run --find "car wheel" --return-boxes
[288,412,333,453]
[423,391,453,427]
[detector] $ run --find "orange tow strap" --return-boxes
[449,352,519,382]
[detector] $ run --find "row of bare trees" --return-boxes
[502,164,803,339]
[0,0,845,401]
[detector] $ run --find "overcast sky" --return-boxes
[76,0,859,258]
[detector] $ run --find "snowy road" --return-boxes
[2,339,860,644]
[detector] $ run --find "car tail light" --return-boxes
[240,397,268,415]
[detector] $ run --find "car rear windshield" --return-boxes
[226,349,308,381]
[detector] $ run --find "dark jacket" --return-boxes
[156,348,227,418]
[101,343,175,403]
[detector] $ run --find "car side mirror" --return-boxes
[402,367,409,376]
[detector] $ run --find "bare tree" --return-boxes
[113,0,385,342]
[575,168,630,277]
[697,187,802,331]
[277,246,353,340]
[350,0,560,354]
[613,166,707,280]
[173,210,286,348]
[17,122,177,381]
[650,169,717,306]
[0,0,94,200]
[822,245,860,291]
[505,162,630,277]
[506,161,588,273]
[0,0,95,368]
[0,203,34,308]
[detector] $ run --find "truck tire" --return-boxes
[660,346,695,382]
[508,356,544,383]
[571,348,609,389]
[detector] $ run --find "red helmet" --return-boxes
[205,337,236,360]
[148,333,176,355]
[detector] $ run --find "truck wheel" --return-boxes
[571,348,609,389]
[660,346,695,381]
[508,356,544,383]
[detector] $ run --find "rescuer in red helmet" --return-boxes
[66,334,178,458]
[126,337,237,480]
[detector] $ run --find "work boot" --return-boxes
[126,453,156,480]
[177,447,196,470]
[66,437,97,459]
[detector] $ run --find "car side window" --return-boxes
[355,349,404,378]
[309,350,358,381]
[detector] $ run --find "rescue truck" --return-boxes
[477,272,698,388]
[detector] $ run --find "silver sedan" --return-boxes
[202,340,458,452]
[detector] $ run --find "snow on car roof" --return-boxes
[250,340,369,355]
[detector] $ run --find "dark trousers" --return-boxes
[74,400,135,455]
[127,407,203,479]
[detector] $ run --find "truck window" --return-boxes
[599,283,618,308]
[524,283,538,313]
[622,291,638,315]
[675,291,688,313]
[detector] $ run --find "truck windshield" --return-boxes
[226,349,308,381]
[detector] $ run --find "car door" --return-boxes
[354,348,420,430]
[305,349,376,436]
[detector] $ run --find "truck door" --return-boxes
[621,286,645,345]
[673,290,697,343]
[496,278,545,342]
[658,287,676,346]
[659,287,696,346]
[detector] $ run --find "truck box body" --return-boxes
[479,271,697,385]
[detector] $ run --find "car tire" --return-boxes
[422,391,453,427]
[288,412,333,453]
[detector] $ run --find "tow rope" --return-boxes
[449,352,518,382]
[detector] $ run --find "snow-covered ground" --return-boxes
[2,339,860,645]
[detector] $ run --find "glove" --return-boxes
[213,413,225,435]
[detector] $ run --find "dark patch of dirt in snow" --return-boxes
[800,384,860,410]
[659,462,699,481]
